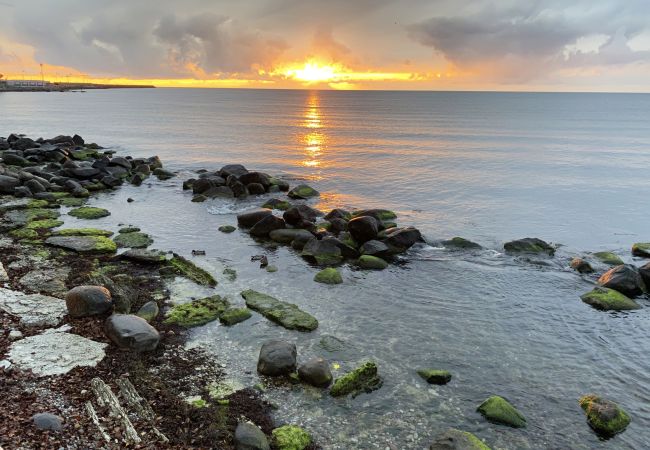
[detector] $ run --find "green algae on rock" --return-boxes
[504,237,554,255]
[429,428,491,450]
[218,225,236,233]
[357,255,388,270]
[167,253,217,286]
[330,361,383,398]
[52,228,114,237]
[164,295,230,327]
[241,289,318,331]
[476,396,526,428]
[271,425,312,450]
[442,237,482,250]
[58,197,87,207]
[417,369,452,385]
[118,226,140,233]
[287,184,319,199]
[579,394,630,437]
[631,242,650,258]
[314,268,343,284]
[219,307,252,326]
[68,206,111,220]
[580,287,640,311]
[9,228,39,240]
[45,235,117,254]
[593,252,624,266]
[223,267,237,281]
[25,219,63,230]
[262,198,291,211]
[113,231,153,248]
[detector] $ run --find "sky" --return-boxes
[1,0,649,91]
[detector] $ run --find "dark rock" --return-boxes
[13,186,32,197]
[230,180,248,198]
[348,216,379,244]
[0,174,20,194]
[235,422,270,450]
[220,164,248,178]
[326,236,360,259]
[329,218,348,234]
[203,186,234,198]
[417,369,452,385]
[72,134,85,145]
[104,314,160,352]
[121,249,167,264]
[269,228,313,244]
[32,412,63,431]
[442,237,482,250]
[130,173,145,186]
[105,165,129,178]
[67,167,101,179]
[504,237,554,255]
[66,285,113,317]
[598,264,645,297]
[134,164,150,175]
[136,301,159,322]
[192,177,214,194]
[3,153,30,166]
[638,262,650,288]
[291,231,315,250]
[257,339,297,376]
[153,168,175,180]
[360,240,390,257]
[283,204,323,226]
[239,171,270,189]
[11,137,37,150]
[301,237,343,265]
[631,242,650,258]
[246,183,266,195]
[250,215,285,238]
[579,394,630,437]
[324,208,351,221]
[237,209,273,228]
[383,226,423,253]
[477,396,526,428]
[182,179,196,190]
[287,184,319,199]
[570,257,594,274]
[298,357,333,387]
[429,428,489,450]
[101,175,122,188]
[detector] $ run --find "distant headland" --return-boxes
[0,79,155,92]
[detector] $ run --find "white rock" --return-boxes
[0,261,8,283]
[9,328,107,376]
[8,329,23,341]
[0,287,67,327]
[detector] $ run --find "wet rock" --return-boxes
[638,262,650,288]
[219,307,252,326]
[164,295,229,327]
[383,226,423,253]
[328,218,348,234]
[283,205,323,226]
[153,168,175,180]
[504,237,554,255]
[237,208,273,228]
[266,265,278,273]
[192,194,207,202]
[298,357,333,387]
[579,394,630,437]
[32,412,63,431]
[45,235,117,254]
[269,177,290,192]
[257,339,297,376]
[240,171,271,189]
[250,215,285,238]
[230,180,248,198]
[597,264,645,297]
[166,253,217,286]
[301,237,343,265]
[242,289,318,331]
[357,255,388,270]
[417,369,452,385]
[65,285,113,318]
[235,421,270,450]
[113,231,153,248]
[121,249,167,264]
[443,237,482,250]
[429,428,491,450]
[68,206,110,220]
[287,184,319,199]
[593,252,624,266]
[262,198,291,211]
[314,268,343,285]
[476,396,526,428]
[0,174,21,194]
[10,137,37,150]
[631,242,650,258]
[330,361,383,398]
[104,314,160,352]
[220,164,249,178]
[570,257,594,274]
[352,209,397,221]
[347,216,379,244]
[580,287,640,311]
[324,208,351,221]
[3,153,30,166]
[271,425,311,450]
[219,225,237,233]
[136,301,159,322]
[269,228,313,245]
[0,287,67,327]
[360,240,390,257]
[290,232,314,251]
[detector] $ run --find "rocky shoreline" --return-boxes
[0,132,645,449]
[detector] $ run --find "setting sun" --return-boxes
[287,62,338,82]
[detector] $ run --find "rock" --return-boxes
[257,339,297,376]
[67,167,101,179]
[0,174,21,193]
[298,357,333,387]
[504,238,554,255]
[33,413,63,431]
[476,396,526,428]
[109,156,132,169]
[68,206,110,220]
[220,164,249,178]
[204,186,234,198]
[262,198,291,211]
[250,215,285,238]
[352,209,397,221]
[271,425,312,450]
[72,134,85,145]
[593,252,624,266]
[9,326,107,376]
[153,168,176,180]
[113,231,153,248]
[10,137,37,150]
[18,267,69,297]
[166,253,217,286]
[192,194,207,202]
[579,394,630,437]
[383,226,423,253]
[235,421,270,450]
[164,295,229,327]
[597,264,645,297]
[136,301,159,322]
[283,205,322,226]
[429,428,491,450]
[324,209,351,221]
[104,314,160,352]
[291,232,314,251]
[631,242,650,258]
[417,369,452,385]
[638,262,650,288]
[301,237,343,265]
[242,290,318,331]
[347,216,379,244]
[230,180,248,198]
[8,329,23,341]
[45,236,117,253]
[287,184,319,199]
[269,177,290,192]
[360,240,390,257]
[121,249,167,264]
[570,257,594,274]
[0,287,67,327]
[269,228,313,245]
[580,287,640,311]
[266,265,278,273]
[357,255,388,270]
[3,153,30,166]
[237,209,273,228]
[219,307,252,326]
[219,225,237,233]
[240,171,271,189]
[443,237,482,250]
[330,361,383,397]
[65,285,113,318]
[314,268,343,284]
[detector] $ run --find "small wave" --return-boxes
[206,202,259,215]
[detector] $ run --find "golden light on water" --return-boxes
[300,92,325,170]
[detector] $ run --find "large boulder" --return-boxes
[239,171,271,189]
[476,396,526,428]
[298,357,333,387]
[593,252,624,266]
[383,227,423,253]
[0,175,20,194]
[579,394,630,437]
[347,216,378,244]
[429,428,491,450]
[597,264,645,297]
[220,164,248,178]
[324,208,351,221]
[269,228,313,245]
[580,287,640,311]
[11,137,37,150]
[301,237,343,265]
[104,314,160,352]
[287,184,319,199]
[504,238,554,255]
[360,240,390,258]
[283,205,322,226]
[330,361,382,398]
[631,242,650,258]
[237,209,272,228]
[352,209,397,222]
[249,215,285,238]
[235,421,270,450]
[65,285,113,317]
[257,339,296,376]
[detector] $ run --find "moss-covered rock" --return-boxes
[504,238,554,255]
[593,252,624,266]
[429,428,491,450]
[113,231,153,248]
[58,197,86,207]
[314,268,343,284]
[52,228,114,237]
[218,225,236,233]
[476,396,526,428]
[579,394,630,437]
[287,184,319,199]
[119,226,140,233]
[25,219,63,230]
[271,425,312,450]
[262,198,291,211]
[26,199,52,209]
[330,361,383,398]
[352,209,397,221]
[241,289,318,331]
[443,237,482,250]
[357,255,388,270]
[166,253,217,286]
[9,228,39,240]
[68,206,110,220]
[417,369,452,385]
[45,235,117,254]
[580,287,640,311]
[266,265,278,273]
[164,295,230,327]
[631,242,650,258]
[219,307,252,326]
[5,208,60,226]
[223,267,237,281]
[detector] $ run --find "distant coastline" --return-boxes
[0,82,155,92]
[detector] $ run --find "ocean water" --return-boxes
[2,89,650,449]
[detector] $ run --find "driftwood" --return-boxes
[84,401,111,444]
[116,378,169,443]
[90,377,142,444]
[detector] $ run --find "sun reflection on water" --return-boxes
[299,91,326,173]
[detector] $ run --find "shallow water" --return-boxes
[3,89,650,448]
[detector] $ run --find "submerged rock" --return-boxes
[105,314,160,352]
[631,242,650,258]
[579,394,630,437]
[45,235,117,254]
[298,357,333,387]
[241,290,318,331]
[570,257,594,274]
[68,206,111,220]
[262,198,291,211]
[597,264,645,297]
[330,361,382,398]
[593,251,624,266]
[219,307,252,326]
[429,428,491,450]
[580,286,640,311]
[235,421,270,450]
[257,339,296,376]
[476,396,526,428]
[287,184,319,199]
[314,268,343,285]
[417,369,452,385]
[164,295,230,327]
[357,255,388,270]
[504,238,554,255]
[443,237,482,250]
[219,225,236,233]
[65,285,113,318]
[166,253,217,286]
[113,231,153,248]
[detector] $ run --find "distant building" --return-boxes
[4,80,51,88]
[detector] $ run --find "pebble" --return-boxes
[8,329,23,341]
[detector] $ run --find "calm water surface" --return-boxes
[2,89,650,449]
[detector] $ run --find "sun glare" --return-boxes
[283,61,340,83]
